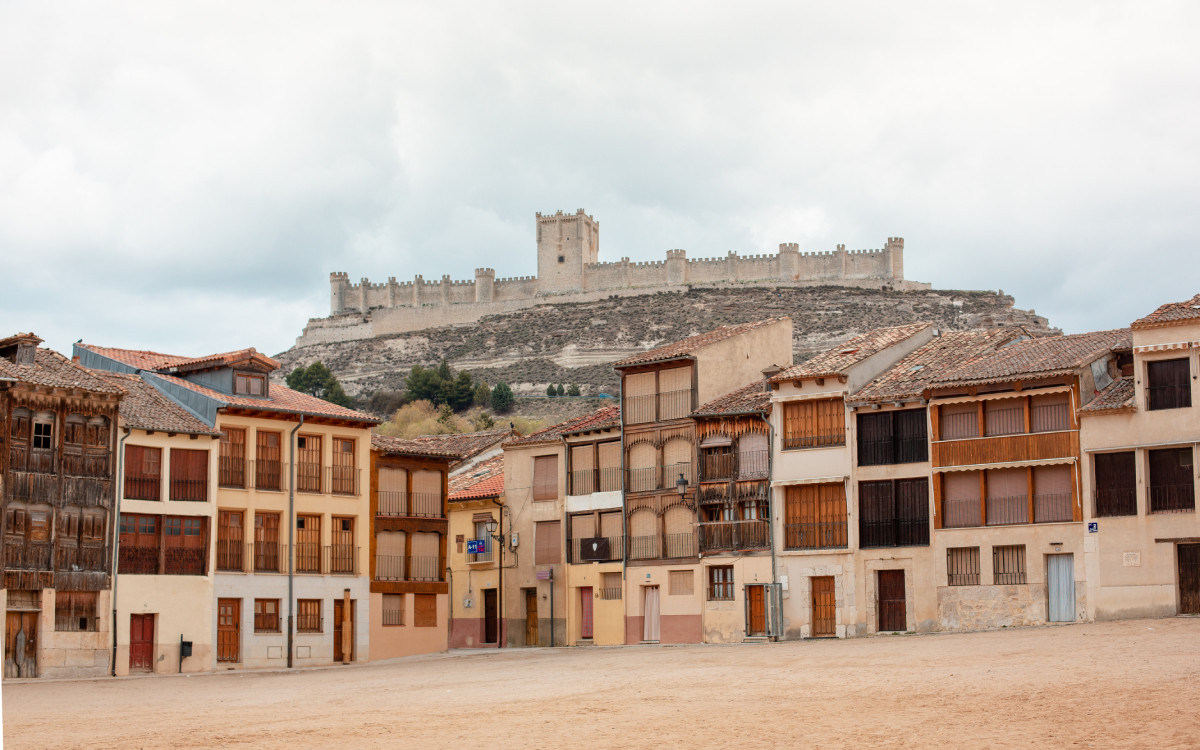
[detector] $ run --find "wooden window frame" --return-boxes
[782,399,845,450]
[254,598,281,633]
[534,520,562,565]
[707,565,734,601]
[331,437,357,495]
[233,371,267,397]
[169,448,209,502]
[219,427,247,488]
[255,431,283,492]
[124,445,162,502]
[296,599,322,633]
[382,593,405,627]
[532,455,559,501]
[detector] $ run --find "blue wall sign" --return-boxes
[1088,522,1098,533]
[467,539,486,553]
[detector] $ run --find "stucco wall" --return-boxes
[368,591,448,659]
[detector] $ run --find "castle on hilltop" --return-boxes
[301,209,929,347]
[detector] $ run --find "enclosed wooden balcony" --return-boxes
[932,431,1078,469]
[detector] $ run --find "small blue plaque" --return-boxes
[467,539,486,553]
[1087,522,1098,533]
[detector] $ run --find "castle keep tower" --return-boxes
[536,209,599,295]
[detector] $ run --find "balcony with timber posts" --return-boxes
[699,450,769,483]
[374,554,444,582]
[698,520,769,554]
[568,535,624,563]
[627,532,695,561]
[626,462,695,494]
[933,396,1077,470]
[377,490,444,519]
[569,467,623,496]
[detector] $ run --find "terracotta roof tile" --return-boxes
[1079,377,1135,413]
[693,380,772,417]
[504,405,621,447]
[932,329,1132,388]
[371,433,469,459]
[613,318,788,368]
[770,323,933,383]
[93,371,219,435]
[154,372,379,424]
[0,346,125,395]
[74,344,193,371]
[376,428,513,461]
[166,348,280,373]
[449,455,504,500]
[851,329,1026,403]
[1131,293,1200,330]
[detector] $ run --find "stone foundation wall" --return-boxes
[937,584,1087,630]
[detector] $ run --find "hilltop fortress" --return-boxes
[296,209,930,347]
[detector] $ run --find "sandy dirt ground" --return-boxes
[4,618,1200,749]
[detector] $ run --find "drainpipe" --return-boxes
[287,415,303,668]
[112,427,132,676]
[619,376,627,590]
[489,495,504,648]
[445,564,453,646]
[757,409,780,640]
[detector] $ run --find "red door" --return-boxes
[129,614,155,673]
[580,587,593,639]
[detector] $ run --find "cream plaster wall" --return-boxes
[693,318,794,406]
[368,591,448,659]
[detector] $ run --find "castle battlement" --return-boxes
[307,209,922,345]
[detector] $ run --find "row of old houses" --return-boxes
[1,292,1197,676]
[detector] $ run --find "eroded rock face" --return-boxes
[277,285,1058,398]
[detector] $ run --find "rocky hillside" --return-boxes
[276,285,1057,399]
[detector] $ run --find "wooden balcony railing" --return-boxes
[568,535,624,563]
[377,491,444,518]
[55,544,108,572]
[626,533,694,560]
[623,388,694,425]
[699,450,769,482]
[626,462,694,494]
[4,541,52,571]
[569,467,623,495]
[932,431,1075,468]
[5,471,60,504]
[374,554,443,582]
[783,521,847,550]
[698,520,770,553]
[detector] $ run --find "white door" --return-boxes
[642,586,660,642]
[1047,554,1075,622]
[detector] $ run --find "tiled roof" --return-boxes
[376,428,513,461]
[449,454,504,500]
[693,380,772,417]
[1079,377,1135,413]
[0,347,125,395]
[154,372,380,424]
[371,432,475,459]
[932,329,1132,388]
[851,329,1025,403]
[167,348,280,373]
[770,323,933,383]
[1131,293,1200,330]
[93,371,219,435]
[504,405,621,447]
[74,344,192,371]
[613,318,788,368]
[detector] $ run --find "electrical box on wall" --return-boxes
[510,532,519,549]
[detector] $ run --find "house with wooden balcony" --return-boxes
[447,454,505,647]
[846,328,1026,636]
[89,370,221,675]
[368,434,464,658]
[614,318,793,644]
[559,406,623,646]
[75,343,379,670]
[1,333,123,679]
[768,323,935,639]
[1078,294,1200,621]
[924,328,1131,631]
[691,380,776,642]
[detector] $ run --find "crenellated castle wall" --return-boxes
[304,212,923,348]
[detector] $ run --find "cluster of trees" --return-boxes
[290,359,517,417]
[285,362,355,408]
[544,383,581,398]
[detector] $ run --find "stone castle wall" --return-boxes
[305,209,920,348]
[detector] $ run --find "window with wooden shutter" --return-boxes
[119,513,159,574]
[332,437,357,495]
[254,599,280,632]
[382,593,404,626]
[296,599,322,633]
[255,431,282,491]
[219,427,246,488]
[124,445,161,501]
[163,515,207,575]
[55,591,98,632]
[169,448,209,502]
[217,510,244,571]
[859,478,929,548]
[1147,358,1191,410]
[597,441,622,491]
[783,483,847,550]
[1148,447,1195,513]
[535,521,561,565]
[1094,451,1136,517]
[532,455,558,501]
[782,399,845,450]
[296,435,323,493]
[414,594,437,627]
[707,566,734,600]
[668,569,693,596]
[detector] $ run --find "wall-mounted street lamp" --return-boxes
[676,472,689,497]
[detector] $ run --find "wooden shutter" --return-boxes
[599,511,623,540]
[124,445,161,501]
[532,456,558,501]
[857,412,893,466]
[783,399,845,449]
[535,521,561,564]
[668,570,693,595]
[571,513,595,540]
[894,409,928,463]
[1094,451,1136,517]
[414,594,437,627]
[170,448,209,501]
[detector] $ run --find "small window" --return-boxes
[708,566,734,601]
[535,521,561,565]
[382,594,405,626]
[1147,358,1191,411]
[254,599,280,633]
[557,255,565,263]
[234,372,266,396]
[32,421,53,451]
[993,545,1027,585]
[601,572,622,600]
[532,455,559,501]
[414,593,438,627]
[297,599,322,633]
[668,569,693,596]
[946,547,980,586]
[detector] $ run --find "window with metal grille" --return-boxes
[414,594,437,627]
[939,402,978,440]
[535,521,561,565]
[858,478,929,548]
[668,569,693,596]
[992,545,1027,585]
[169,448,209,502]
[784,483,847,550]
[297,599,322,633]
[1148,447,1195,513]
[532,455,559,501]
[856,409,928,466]
[601,572,622,600]
[946,547,980,586]
[254,599,280,632]
[219,427,246,488]
[1147,358,1191,411]
[1094,451,1136,517]
[255,431,282,491]
[54,591,98,632]
[707,566,734,601]
[782,399,845,450]
[124,445,161,501]
[382,594,404,626]
[984,399,1024,437]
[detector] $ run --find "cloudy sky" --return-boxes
[3,2,1198,358]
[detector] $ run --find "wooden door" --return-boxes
[580,587,593,639]
[1180,545,1200,615]
[746,584,766,636]
[217,598,240,663]
[877,570,907,632]
[524,588,539,646]
[4,611,38,678]
[129,613,155,672]
[333,599,355,663]
[642,586,660,642]
[1046,554,1075,622]
[811,576,836,638]
[483,589,498,644]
